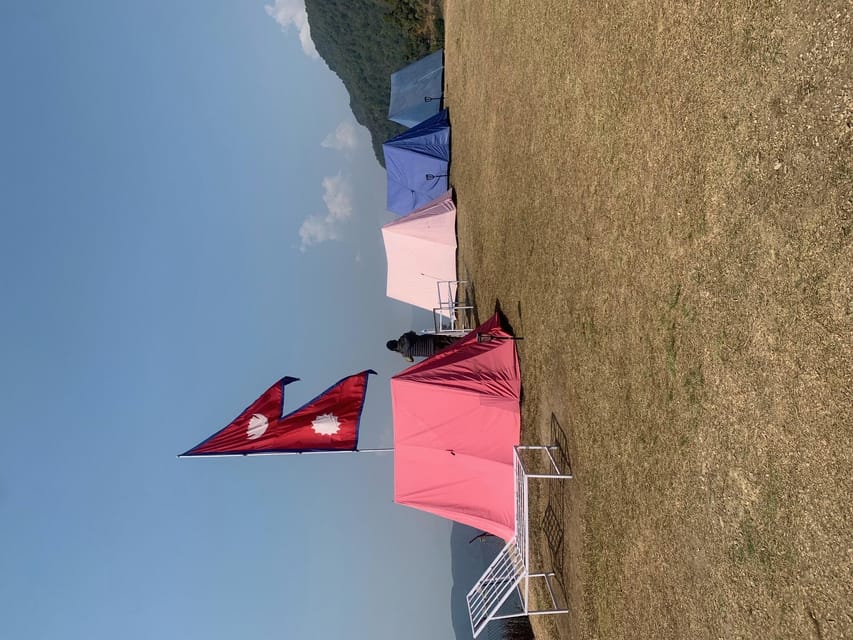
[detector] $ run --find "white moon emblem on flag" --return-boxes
[247,413,269,439]
[311,413,341,436]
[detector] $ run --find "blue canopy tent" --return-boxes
[383,109,450,215]
[388,49,445,127]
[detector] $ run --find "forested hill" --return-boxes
[304,0,444,165]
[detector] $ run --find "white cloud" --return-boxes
[298,216,338,249]
[265,0,319,59]
[298,174,355,251]
[321,174,353,221]
[321,122,358,151]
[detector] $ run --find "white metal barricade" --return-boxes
[467,445,573,638]
[433,280,472,334]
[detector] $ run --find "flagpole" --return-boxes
[177,448,393,459]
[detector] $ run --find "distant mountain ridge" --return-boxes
[304,0,443,165]
[450,523,498,640]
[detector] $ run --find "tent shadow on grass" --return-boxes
[493,298,517,337]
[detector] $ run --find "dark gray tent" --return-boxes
[388,50,445,128]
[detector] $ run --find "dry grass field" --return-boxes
[442,1,852,638]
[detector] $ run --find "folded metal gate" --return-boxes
[467,445,572,638]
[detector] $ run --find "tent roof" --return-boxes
[383,110,450,215]
[381,191,457,313]
[392,313,521,540]
[388,49,445,128]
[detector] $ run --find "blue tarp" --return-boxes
[388,50,445,128]
[383,109,450,215]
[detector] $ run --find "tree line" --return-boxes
[304,0,444,165]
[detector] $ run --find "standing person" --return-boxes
[386,331,459,362]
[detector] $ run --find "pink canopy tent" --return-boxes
[391,313,521,540]
[381,190,457,314]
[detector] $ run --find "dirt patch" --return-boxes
[443,1,852,638]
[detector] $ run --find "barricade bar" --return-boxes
[466,442,573,637]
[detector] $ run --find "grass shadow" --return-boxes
[543,413,573,589]
[462,279,480,328]
[494,298,519,336]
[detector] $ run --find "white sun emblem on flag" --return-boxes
[247,413,269,440]
[311,413,341,436]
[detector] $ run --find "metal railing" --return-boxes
[466,444,573,637]
[432,280,472,334]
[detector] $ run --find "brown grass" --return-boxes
[443,1,853,638]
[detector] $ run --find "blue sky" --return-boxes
[0,2,457,638]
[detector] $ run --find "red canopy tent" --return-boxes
[391,313,521,540]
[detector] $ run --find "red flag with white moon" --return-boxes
[179,371,375,456]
